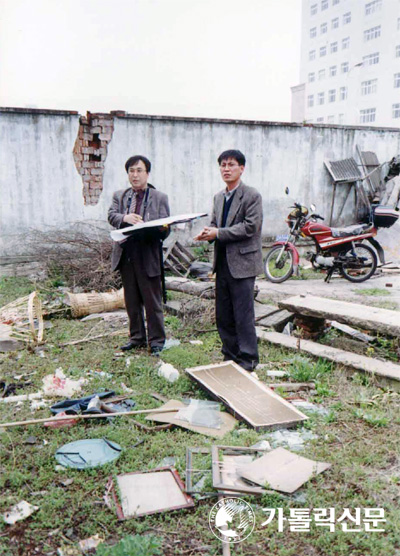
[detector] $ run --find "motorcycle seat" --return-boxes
[331,223,372,238]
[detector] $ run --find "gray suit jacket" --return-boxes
[210,181,263,279]
[108,185,170,275]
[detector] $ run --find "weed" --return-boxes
[355,288,390,297]
[288,356,333,382]
[96,534,163,556]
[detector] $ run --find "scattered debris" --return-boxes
[176,399,221,429]
[3,500,39,524]
[290,400,330,416]
[60,328,126,347]
[211,445,271,495]
[44,411,79,429]
[189,340,203,345]
[42,368,87,397]
[267,428,319,451]
[250,440,271,451]
[81,310,127,322]
[330,320,375,343]
[55,438,122,469]
[107,467,194,519]
[0,322,23,352]
[189,261,213,280]
[78,534,104,553]
[24,436,37,445]
[163,338,181,350]
[158,362,180,383]
[257,309,294,332]
[239,447,331,493]
[186,361,308,430]
[50,391,116,415]
[160,456,177,467]
[271,382,316,392]
[146,399,238,438]
[0,391,43,404]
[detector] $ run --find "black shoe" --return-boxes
[150,345,164,356]
[120,341,147,352]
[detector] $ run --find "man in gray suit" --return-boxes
[195,150,263,370]
[108,155,170,354]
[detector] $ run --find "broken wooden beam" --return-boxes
[256,328,400,391]
[165,277,215,299]
[278,295,400,337]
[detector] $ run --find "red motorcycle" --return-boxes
[264,193,398,283]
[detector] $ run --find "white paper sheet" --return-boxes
[110,212,207,242]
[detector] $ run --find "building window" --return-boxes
[310,27,317,38]
[342,37,350,49]
[338,113,344,124]
[363,52,379,65]
[308,72,316,82]
[361,79,378,95]
[318,92,325,105]
[309,50,316,61]
[328,115,335,123]
[321,0,328,11]
[320,22,328,34]
[317,117,325,122]
[330,65,337,76]
[320,46,327,57]
[365,0,382,16]
[394,73,400,88]
[364,25,381,41]
[318,69,326,80]
[341,62,349,73]
[332,17,339,29]
[396,45,400,58]
[308,95,315,108]
[311,3,318,15]
[360,108,376,123]
[331,41,338,53]
[343,12,351,25]
[393,103,400,118]
[329,89,336,102]
[340,86,348,100]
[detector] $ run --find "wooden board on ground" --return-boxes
[185,361,308,430]
[239,447,331,494]
[257,309,294,331]
[145,399,238,438]
[254,303,279,321]
[256,328,400,391]
[278,295,400,337]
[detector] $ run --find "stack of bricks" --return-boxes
[73,112,115,205]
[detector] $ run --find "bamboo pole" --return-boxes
[60,329,126,347]
[0,407,180,429]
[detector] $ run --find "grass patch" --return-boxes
[1,278,400,555]
[355,287,391,297]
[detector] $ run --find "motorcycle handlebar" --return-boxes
[312,214,324,221]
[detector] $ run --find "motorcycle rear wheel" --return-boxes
[264,245,294,283]
[340,243,377,283]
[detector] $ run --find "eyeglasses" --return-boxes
[220,163,240,169]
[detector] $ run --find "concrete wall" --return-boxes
[1,107,400,258]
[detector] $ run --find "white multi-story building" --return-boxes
[292,0,400,126]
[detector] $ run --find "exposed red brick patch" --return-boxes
[73,112,114,205]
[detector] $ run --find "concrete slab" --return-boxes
[256,329,400,391]
[278,295,400,337]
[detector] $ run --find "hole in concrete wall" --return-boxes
[72,112,115,206]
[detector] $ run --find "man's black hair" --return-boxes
[125,155,151,173]
[217,150,246,167]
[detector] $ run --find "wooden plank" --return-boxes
[186,361,308,430]
[257,309,294,331]
[256,328,400,391]
[254,303,279,321]
[175,241,196,261]
[278,295,400,337]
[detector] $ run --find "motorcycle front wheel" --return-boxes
[264,245,294,283]
[340,243,377,283]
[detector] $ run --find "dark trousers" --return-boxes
[215,252,259,371]
[119,251,165,348]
